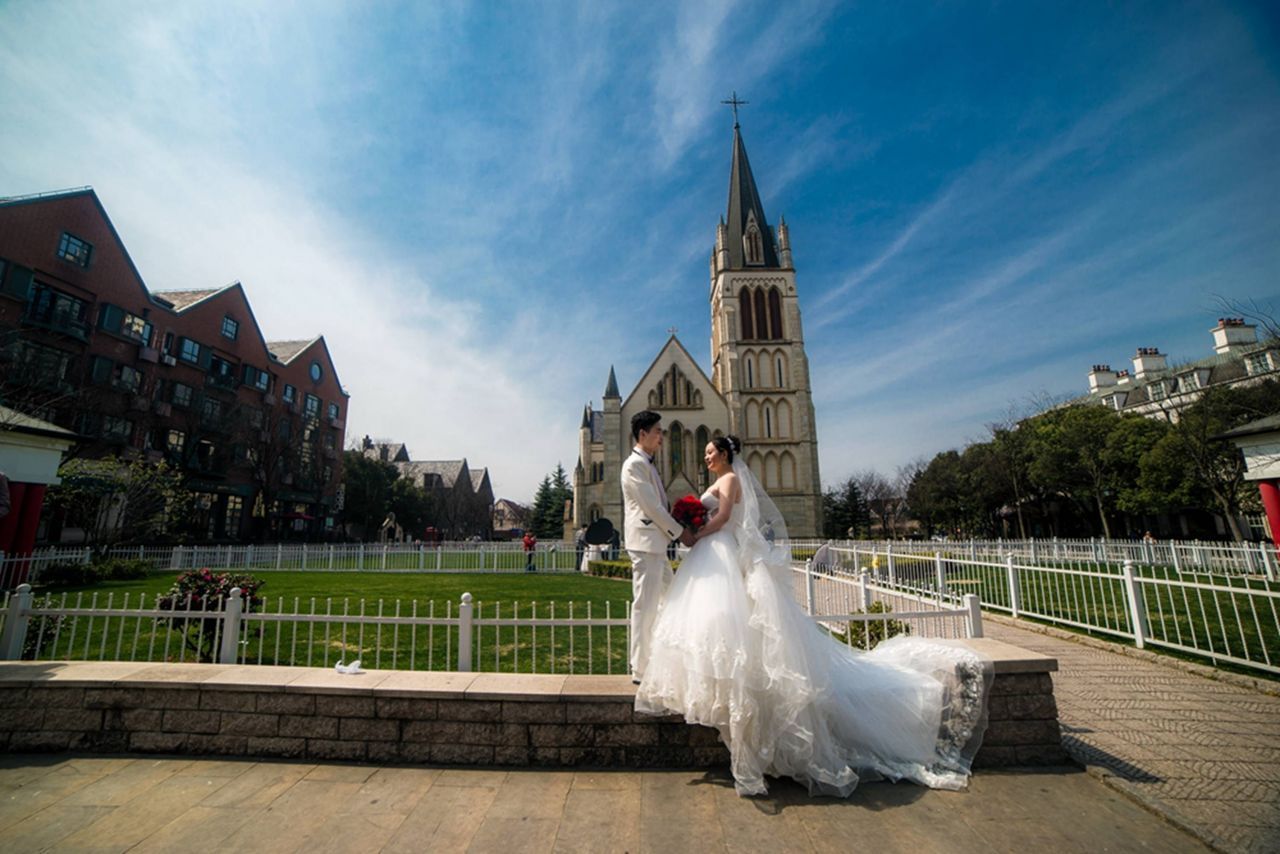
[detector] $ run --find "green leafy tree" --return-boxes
[388,478,438,539]
[46,458,194,549]
[822,477,870,539]
[1147,379,1280,540]
[340,451,400,540]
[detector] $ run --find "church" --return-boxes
[570,116,824,538]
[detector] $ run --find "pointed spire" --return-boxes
[604,366,620,399]
[581,405,591,429]
[724,123,780,269]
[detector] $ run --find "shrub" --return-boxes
[156,569,264,662]
[33,557,153,588]
[830,601,910,650]
[585,560,633,579]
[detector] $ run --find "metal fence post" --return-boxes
[171,545,183,570]
[1261,542,1277,583]
[458,592,473,672]
[381,545,388,571]
[1121,560,1149,649]
[934,551,947,598]
[436,547,443,571]
[1005,553,1021,618]
[217,587,244,664]
[245,544,254,572]
[963,593,983,638]
[0,584,33,660]
[804,559,815,615]
[328,545,335,571]
[1170,543,1181,575]
[887,544,896,587]
[858,570,872,611]
[301,543,308,571]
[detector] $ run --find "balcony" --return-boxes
[205,372,240,393]
[22,307,90,342]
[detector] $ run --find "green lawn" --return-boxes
[20,571,635,676]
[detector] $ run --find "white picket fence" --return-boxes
[813,544,1280,676]
[0,562,980,672]
[0,542,586,589]
[792,537,1280,579]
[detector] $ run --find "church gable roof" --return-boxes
[724,124,780,269]
[622,335,725,412]
[399,459,468,489]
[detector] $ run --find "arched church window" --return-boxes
[657,382,665,407]
[776,353,786,388]
[765,406,772,439]
[745,357,753,389]
[769,287,783,339]
[754,289,768,340]
[589,505,602,523]
[740,289,754,339]
[669,420,685,474]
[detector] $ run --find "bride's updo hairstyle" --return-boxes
[713,435,743,464]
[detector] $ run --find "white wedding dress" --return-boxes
[635,470,991,797]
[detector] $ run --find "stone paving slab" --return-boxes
[0,755,1204,853]
[981,615,1280,854]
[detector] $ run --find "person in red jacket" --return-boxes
[522,531,537,572]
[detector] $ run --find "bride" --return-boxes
[635,435,991,797]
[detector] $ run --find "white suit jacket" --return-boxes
[620,450,682,554]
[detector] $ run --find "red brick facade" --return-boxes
[0,188,348,542]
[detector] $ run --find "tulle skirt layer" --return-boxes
[635,530,992,797]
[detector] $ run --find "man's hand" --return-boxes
[679,527,696,547]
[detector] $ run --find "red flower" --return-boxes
[673,495,708,530]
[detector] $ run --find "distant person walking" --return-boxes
[523,531,537,572]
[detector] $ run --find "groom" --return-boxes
[622,410,694,683]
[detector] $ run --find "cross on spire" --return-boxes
[721,91,748,127]
[667,326,679,337]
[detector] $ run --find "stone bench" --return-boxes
[0,639,1066,768]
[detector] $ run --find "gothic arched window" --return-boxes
[769,287,783,339]
[744,213,764,265]
[740,289,754,339]
[754,288,768,340]
[669,420,685,474]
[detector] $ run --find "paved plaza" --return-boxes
[0,754,1202,853]
[982,617,1280,854]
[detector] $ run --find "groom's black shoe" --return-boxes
[631,677,641,685]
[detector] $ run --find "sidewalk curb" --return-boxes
[981,612,1279,697]
[1075,758,1227,853]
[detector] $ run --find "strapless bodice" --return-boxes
[700,489,719,513]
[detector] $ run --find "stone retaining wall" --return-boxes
[0,639,1066,768]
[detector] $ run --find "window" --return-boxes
[1245,352,1272,375]
[116,365,142,393]
[776,356,785,388]
[209,355,237,381]
[202,397,222,422]
[166,429,186,456]
[327,402,340,421]
[179,338,202,364]
[1148,382,1166,401]
[282,384,297,403]
[96,304,151,344]
[739,290,754,339]
[57,232,92,268]
[171,382,193,407]
[221,316,239,340]
[248,408,264,429]
[304,393,321,420]
[309,361,323,382]
[745,358,753,389]
[768,287,783,339]
[102,415,132,442]
[224,496,244,538]
[88,355,113,385]
[27,283,88,335]
[324,432,336,450]
[754,288,768,340]
[242,364,270,391]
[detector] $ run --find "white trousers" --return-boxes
[628,548,673,679]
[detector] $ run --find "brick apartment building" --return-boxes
[0,187,349,543]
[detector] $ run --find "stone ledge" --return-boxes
[0,638,1064,768]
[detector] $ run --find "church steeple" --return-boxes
[604,366,620,399]
[724,123,780,269]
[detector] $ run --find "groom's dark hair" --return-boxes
[631,410,662,441]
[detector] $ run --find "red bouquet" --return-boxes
[673,495,708,530]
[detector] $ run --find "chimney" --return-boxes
[1115,369,1131,386]
[1132,347,1167,381]
[1088,364,1117,392]
[1211,317,1257,356]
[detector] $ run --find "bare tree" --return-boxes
[1213,295,1279,342]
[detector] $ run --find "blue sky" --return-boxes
[2,1,1278,502]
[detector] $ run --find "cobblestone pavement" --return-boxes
[0,755,1203,853]
[981,617,1280,854]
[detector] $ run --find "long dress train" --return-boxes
[635,483,991,797]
